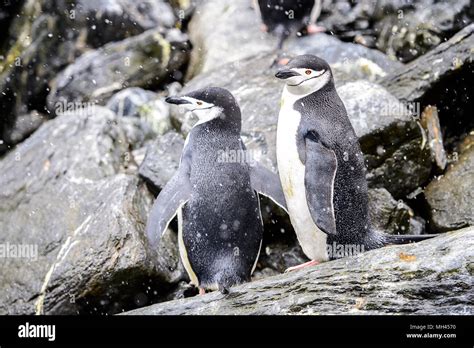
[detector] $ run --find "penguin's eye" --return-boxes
[197,101,203,106]
[305,70,312,75]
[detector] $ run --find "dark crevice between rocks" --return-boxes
[407,62,474,233]
[0,0,25,50]
[255,197,307,274]
[74,267,190,315]
[420,62,474,154]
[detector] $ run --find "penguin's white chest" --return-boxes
[277,99,328,262]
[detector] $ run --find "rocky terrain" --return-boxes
[126,227,474,315]
[0,0,472,315]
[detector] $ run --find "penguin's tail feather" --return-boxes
[218,284,229,295]
[365,230,438,250]
[383,233,438,246]
[215,275,234,295]
[214,257,246,295]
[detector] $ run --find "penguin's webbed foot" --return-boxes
[260,24,269,32]
[284,260,320,273]
[306,24,326,35]
[276,57,290,66]
[198,287,206,295]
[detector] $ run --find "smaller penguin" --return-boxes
[274,55,436,272]
[254,0,325,49]
[146,87,287,294]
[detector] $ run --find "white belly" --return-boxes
[277,98,328,262]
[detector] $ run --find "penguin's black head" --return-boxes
[166,87,241,128]
[275,54,333,94]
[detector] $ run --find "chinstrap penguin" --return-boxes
[274,55,436,271]
[146,87,287,294]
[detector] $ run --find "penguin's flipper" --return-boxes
[304,136,338,236]
[146,165,192,250]
[250,162,288,212]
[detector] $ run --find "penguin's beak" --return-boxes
[275,69,299,79]
[165,96,192,105]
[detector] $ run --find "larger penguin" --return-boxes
[254,0,324,48]
[274,55,435,271]
[146,87,287,294]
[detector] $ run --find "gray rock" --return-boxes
[338,81,432,197]
[106,87,172,135]
[0,106,185,315]
[106,88,158,118]
[53,0,176,48]
[47,28,190,111]
[314,0,472,62]
[368,188,424,235]
[0,111,47,153]
[382,24,474,103]
[168,0,196,23]
[375,0,472,63]
[0,0,177,150]
[186,0,401,79]
[256,242,308,275]
[186,0,273,78]
[382,25,474,149]
[138,130,185,193]
[136,99,173,136]
[284,35,402,76]
[425,135,474,232]
[124,227,473,315]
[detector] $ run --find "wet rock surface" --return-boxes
[106,87,172,135]
[0,0,180,152]
[368,188,424,235]
[124,227,474,315]
[382,24,474,103]
[374,0,472,62]
[0,111,47,153]
[0,107,185,315]
[0,0,472,315]
[186,0,402,78]
[425,135,474,232]
[138,130,185,194]
[47,28,190,111]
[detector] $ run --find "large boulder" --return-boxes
[124,227,473,315]
[0,106,185,315]
[0,111,47,149]
[425,134,474,232]
[186,0,401,79]
[138,130,185,194]
[0,0,178,153]
[374,0,472,62]
[185,0,273,78]
[368,188,425,235]
[47,29,190,112]
[338,80,432,197]
[381,24,474,147]
[106,87,172,135]
[382,24,474,103]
